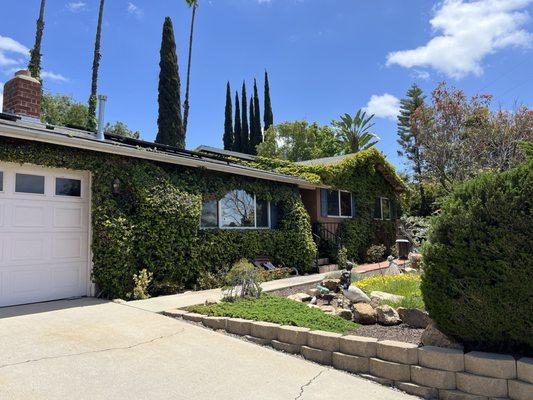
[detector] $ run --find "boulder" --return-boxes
[397,307,431,329]
[321,278,340,291]
[336,309,353,320]
[376,305,401,325]
[370,291,405,303]
[287,292,312,302]
[342,286,371,304]
[307,304,320,309]
[307,288,320,297]
[353,303,377,325]
[403,267,418,274]
[320,305,336,314]
[421,322,464,350]
[309,296,317,305]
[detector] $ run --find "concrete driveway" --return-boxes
[0,298,417,400]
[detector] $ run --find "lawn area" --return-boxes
[354,274,424,310]
[186,294,359,334]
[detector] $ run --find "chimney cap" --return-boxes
[15,70,31,77]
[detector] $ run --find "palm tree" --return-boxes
[87,0,105,131]
[332,109,380,153]
[182,0,198,136]
[28,0,46,81]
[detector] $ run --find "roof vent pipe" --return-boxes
[96,94,107,140]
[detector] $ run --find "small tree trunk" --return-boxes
[182,4,196,135]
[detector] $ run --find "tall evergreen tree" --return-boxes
[28,0,46,81]
[263,70,273,131]
[249,95,255,155]
[182,0,198,136]
[223,81,233,150]
[240,82,249,153]
[397,84,428,215]
[87,0,105,131]
[155,17,185,148]
[233,91,242,152]
[249,78,262,154]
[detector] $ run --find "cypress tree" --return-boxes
[263,70,273,131]
[234,91,242,152]
[87,0,105,131]
[397,84,428,215]
[28,0,46,81]
[223,81,234,150]
[250,78,262,154]
[241,82,249,154]
[155,17,185,148]
[249,95,255,155]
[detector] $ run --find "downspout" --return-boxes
[96,94,107,140]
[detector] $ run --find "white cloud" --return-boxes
[0,82,4,111]
[363,94,400,120]
[66,2,87,12]
[0,35,29,67]
[386,0,533,78]
[412,69,431,80]
[127,3,143,18]
[41,71,69,82]
[257,0,272,3]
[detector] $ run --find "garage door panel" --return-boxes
[52,263,84,289]
[52,233,87,260]
[0,203,4,226]
[12,236,48,261]
[5,268,49,296]
[53,206,83,228]
[13,204,48,227]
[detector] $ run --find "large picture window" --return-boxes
[373,197,392,220]
[200,190,275,229]
[326,190,352,218]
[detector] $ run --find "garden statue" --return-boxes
[339,264,371,304]
[384,255,401,275]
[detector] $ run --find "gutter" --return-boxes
[0,122,324,190]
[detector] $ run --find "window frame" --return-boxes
[200,191,272,230]
[374,197,392,221]
[54,177,82,198]
[327,189,353,218]
[14,173,46,196]
[0,171,3,193]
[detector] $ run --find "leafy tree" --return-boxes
[250,78,262,154]
[397,84,429,215]
[41,93,88,127]
[223,81,233,150]
[257,121,341,161]
[263,70,273,131]
[332,109,380,153]
[28,0,46,81]
[182,0,198,136]
[105,121,140,139]
[87,0,105,131]
[233,92,242,152]
[155,17,185,148]
[240,82,249,153]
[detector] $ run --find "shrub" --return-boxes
[130,268,153,300]
[422,161,533,353]
[257,267,292,282]
[337,246,348,269]
[223,259,263,300]
[366,244,386,263]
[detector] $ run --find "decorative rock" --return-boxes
[377,340,418,364]
[182,313,204,323]
[321,278,340,291]
[301,345,332,365]
[418,346,465,372]
[403,267,418,274]
[309,296,317,305]
[465,351,517,379]
[319,305,336,314]
[456,372,508,398]
[332,352,369,374]
[438,389,487,400]
[307,288,320,297]
[250,321,279,340]
[369,358,411,381]
[411,365,456,389]
[342,286,371,304]
[508,379,533,400]
[421,322,464,350]
[226,318,252,336]
[371,291,405,303]
[353,303,377,325]
[376,305,402,325]
[518,357,533,384]
[287,292,312,302]
[395,382,439,399]
[277,325,310,345]
[307,304,320,309]
[339,335,378,357]
[307,330,342,352]
[336,309,353,320]
[271,340,301,354]
[397,307,431,329]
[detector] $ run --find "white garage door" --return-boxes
[0,162,90,307]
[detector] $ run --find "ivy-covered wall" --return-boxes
[0,137,316,298]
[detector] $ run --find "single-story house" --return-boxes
[0,70,403,307]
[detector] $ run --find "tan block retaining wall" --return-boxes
[170,311,532,400]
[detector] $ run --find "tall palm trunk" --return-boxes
[28,0,46,81]
[182,2,197,135]
[87,0,105,131]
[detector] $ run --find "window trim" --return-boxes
[54,176,82,198]
[0,171,4,193]
[327,190,353,218]
[200,192,272,230]
[374,197,392,221]
[14,173,46,196]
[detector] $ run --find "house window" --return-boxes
[55,178,81,197]
[326,190,352,218]
[200,190,275,229]
[0,171,3,192]
[374,197,392,220]
[15,173,45,194]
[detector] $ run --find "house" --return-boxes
[0,70,402,308]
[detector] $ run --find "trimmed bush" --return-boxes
[421,161,533,354]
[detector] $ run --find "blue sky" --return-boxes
[1,0,532,171]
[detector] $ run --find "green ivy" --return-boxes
[0,137,316,298]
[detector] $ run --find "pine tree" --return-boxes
[223,81,234,150]
[397,84,428,215]
[249,78,262,154]
[28,0,46,81]
[241,82,249,154]
[155,17,185,148]
[263,70,273,131]
[87,0,105,131]
[233,91,242,152]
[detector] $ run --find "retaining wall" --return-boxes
[164,310,533,400]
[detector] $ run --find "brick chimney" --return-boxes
[2,70,41,120]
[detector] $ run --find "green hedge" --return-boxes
[421,160,533,354]
[0,137,316,298]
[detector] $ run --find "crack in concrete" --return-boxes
[294,369,326,400]
[0,329,184,370]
